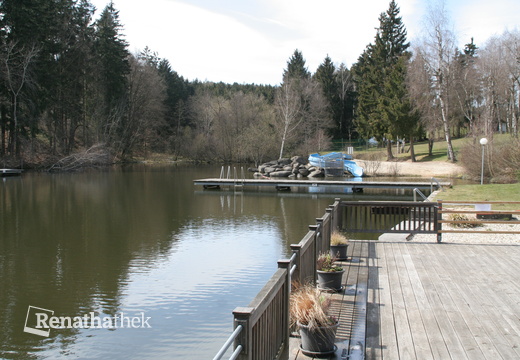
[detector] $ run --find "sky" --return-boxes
[89,0,520,85]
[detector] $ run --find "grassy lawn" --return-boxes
[354,137,471,162]
[432,183,520,210]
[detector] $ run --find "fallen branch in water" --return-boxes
[47,144,114,172]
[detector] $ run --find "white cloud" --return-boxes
[453,0,520,46]
[91,0,519,85]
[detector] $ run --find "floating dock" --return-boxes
[193,178,450,191]
[0,169,23,177]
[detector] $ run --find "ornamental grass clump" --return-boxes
[330,231,349,246]
[316,253,343,272]
[290,284,334,330]
[448,213,483,228]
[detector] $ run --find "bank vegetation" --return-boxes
[0,1,518,182]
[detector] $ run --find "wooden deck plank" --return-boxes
[427,243,520,359]
[386,243,416,360]
[394,244,434,360]
[365,241,381,360]
[377,242,400,360]
[348,241,368,360]
[447,244,520,359]
[420,244,489,360]
[407,244,470,360]
[402,243,451,360]
[452,243,520,359]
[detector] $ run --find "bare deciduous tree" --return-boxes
[122,54,167,158]
[0,41,38,155]
[420,0,458,162]
[274,78,303,159]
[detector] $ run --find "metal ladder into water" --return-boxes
[219,165,245,191]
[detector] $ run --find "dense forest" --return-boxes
[0,0,519,169]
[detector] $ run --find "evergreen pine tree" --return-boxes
[353,0,412,160]
[283,49,310,81]
[93,2,130,148]
[335,63,356,141]
[94,2,130,114]
[315,56,340,138]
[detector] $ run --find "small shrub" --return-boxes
[357,150,384,176]
[459,136,520,184]
[316,253,343,272]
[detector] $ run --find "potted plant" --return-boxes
[330,231,349,261]
[316,252,344,292]
[290,284,339,356]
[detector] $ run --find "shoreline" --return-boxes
[356,159,465,178]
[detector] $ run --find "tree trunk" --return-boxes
[439,96,456,162]
[386,139,394,161]
[428,138,434,156]
[410,137,416,162]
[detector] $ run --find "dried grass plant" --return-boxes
[447,213,483,228]
[330,231,349,246]
[290,284,334,330]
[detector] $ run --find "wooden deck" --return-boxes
[0,169,22,177]
[194,178,450,191]
[288,240,520,359]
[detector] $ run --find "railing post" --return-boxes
[278,259,291,355]
[233,307,254,360]
[436,200,443,243]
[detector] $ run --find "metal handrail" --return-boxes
[289,252,297,274]
[431,177,442,192]
[212,325,243,360]
[413,188,428,202]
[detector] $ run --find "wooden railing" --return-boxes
[232,259,291,360]
[215,199,520,359]
[437,200,520,237]
[339,200,439,239]
[214,199,341,360]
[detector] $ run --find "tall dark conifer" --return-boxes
[283,49,310,81]
[315,56,340,138]
[94,2,130,115]
[93,2,130,151]
[353,0,412,160]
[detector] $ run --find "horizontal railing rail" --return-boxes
[437,200,520,236]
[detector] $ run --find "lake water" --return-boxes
[0,164,416,359]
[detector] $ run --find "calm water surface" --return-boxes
[0,165,415,359]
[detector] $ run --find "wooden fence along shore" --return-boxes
[213,200,520,360]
